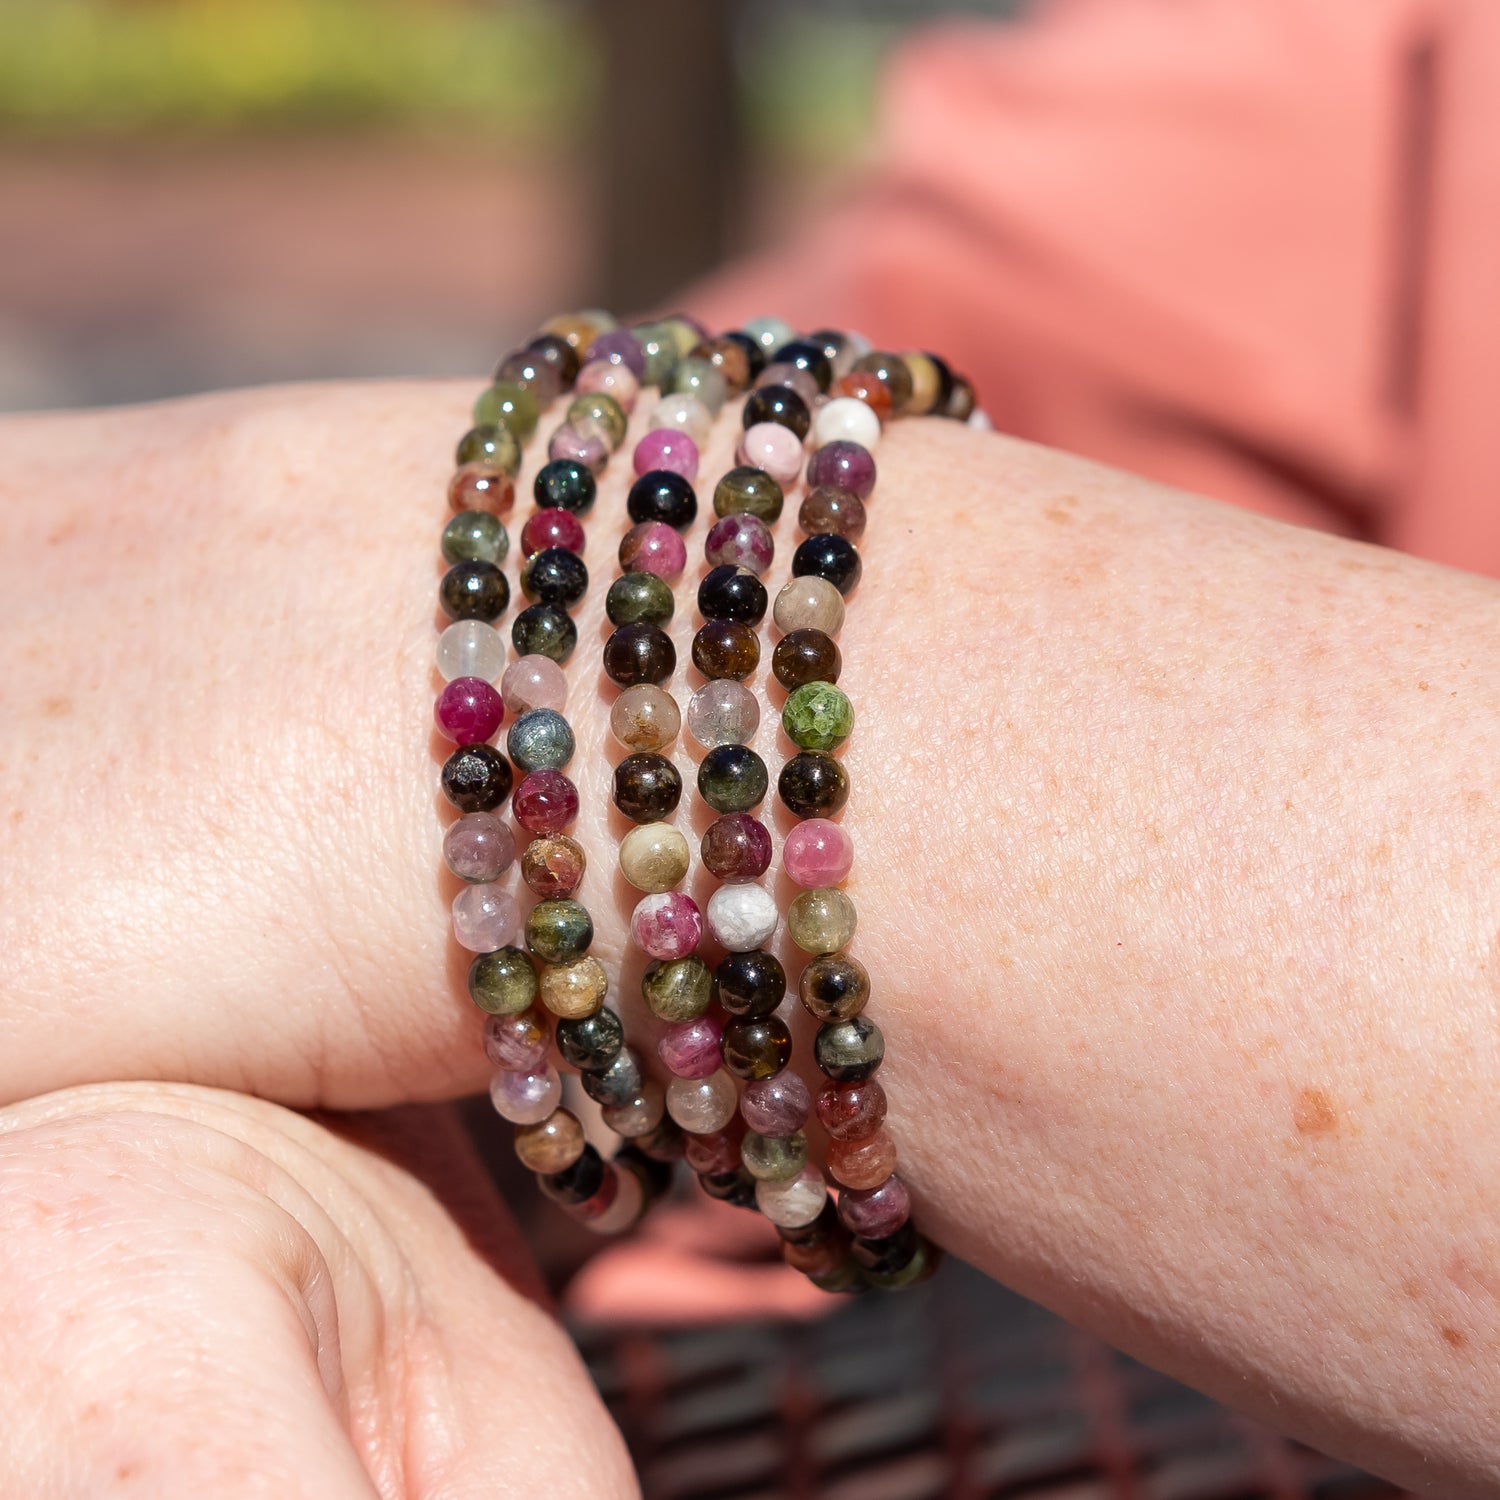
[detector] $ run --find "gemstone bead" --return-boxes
[632,427,700,482]
[755,1165,827,1229]
[448,463,515,516]
[495,350,561,407]
[438,620,508,684]
[783,818,854,887]
[793,533,863,596]
[799,953,870,1022]
[521,832,586,896]
[473,381,539,442]
[511,603,577,663]
[525,331,581,386]
[773,576,844,636]
[630,891,703,961]
[685,1126,745,1177]
[610,684,680,752]
[457,422,521,475]
[770,338,833,391]
[947,375,977,420]
[589,1165,646,1235]
[737,423,803,485]
[789,888,858,954]
[452,883,520,952]
[698,743,768,814]
[771,629,841,690]
[606,571,674,628]
[489,1065,562,1125]
[816,1015,884,1081]
[539,1142,607,1204]
[779,751,849,818]
[441,510,509,566]
[698,565,767,625]
[903,352,942,414]
[568,391,628,450]
[832,371,892,422]
[443,811,515,883]
[666,1069,739,1134]
[581,1044,647,1108]
[500,655,567,715]
[613,752,682,823]
[706,883,779,951]
[619,520,687,580]
[521,547,589,607]
[538,956,608,1019]
[520,507,586,559]
[741,1070,812,1136]
[782,1233,850,1280]
[743,314,796,354]
[585,326,647,377]
[440,560,509,623]
[441,743,512,813]
[603,1080,666,1139]
[827,1129,898,1191]
[704,513,774,575]
[618,822,690,893]
[633,322,678,386]
[575,357,640,413]
[700,813,772,883]
[783,682,854,752]
[853,351,913,414]
[713,465,784,522]
[483,1007,550,1072]
[512,768,579,834]
[685,680,759,748]
[837,1174,911,1239]
[714,948,785,1017]
[756,361,820,408]
[507,708,574,772]
[743,384,811,440]
[696,335,754,392]
[434,677,504,745]
[691,620,759,681]
[667,356,729,414]
[549,421,610,474]
[467,946,537,1016]
[647,392,713,447]
[554,1007,624,1072]
[641,955,713,1022]
[533,458,597,515]
[627,469,698,530]
[742,1130,808,1183]
[849,1219,918,1275]
[603,623,676,687]
[525,898,593,965]
[721,1014,792,1080]
[699,1168,758,1209]
[810,399,881,452]
[658,1014,723,1079]
[514,1108,586,1174]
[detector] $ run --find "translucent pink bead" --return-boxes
[576,357,639,414]
[658,1014,724,1079]
[521,506,586,558]
[443,811,516,883]
[837,1174,911,1239]
[500,655,568,715]
[632,427,699,482]
[434,676,504,745]
[738,422,803,486]
[549,420,610,474]
[630,891,703,960]
[757,361,820,407]
[741,1069,812,1136]
[482,1008,550,1071]
[686,680,759,748]
[618,521,687,580]
[807,440,876,500]
[782,818,854,888]
[489,1065,562,1125]
[705,514,774,575]
[512,768,579,835]
[452,883,521,953]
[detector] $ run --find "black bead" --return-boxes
[771,628,842,690]
[627,469,698,531]
[441,743,513,812]
[538,1142,604,1205]
[533,457,597,514]
[698,1167,759,1209]
[511,602,577,664]
[580,1046,645,1108]
[777,1199,840,1246]
[724,329,766,379]
[771,338,833,392]
[606,570,675,627]
[614,1144,676,1201]
[721,1014,792,1080]
[521,547,588,607]
[925,351,956,411]
[815,1016,885,1083]
[439,560,509,622]
[792,533,862,596]
[634,1115,687,1162]
[697,743,768,814]
[779,751,849,818]
[714,949,786,1018]
[742,383,811,440]
[806,329,849,378]
[613,752,682,823]
[850,1220,920,1275]
[603,623,676,688]
[525,332,580,387]
[697,564,767,625]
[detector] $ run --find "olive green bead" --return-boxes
[641,954,713,1022]
[815,1015,884,1082]
[568,391,628,450]
[635,323,679,387]
[467,946,538,1016]
[456,422,521,476]
[721,1014,792,1080]
[782,682,854,753]
[741,1130,809,1183]
[525,898,593,964]
[606,571,675,628]
[697,743,768,814]
[473,381,539,443]
[788,888,858,954]
[441,510,509,566]
[667,355,728,416]
[713,465,784,522]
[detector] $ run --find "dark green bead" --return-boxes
[568,391,628,450]
[441,510,509,566]
[783,682,853,752]
[815,1016,884,1082]
[772,629,841,690]
[507,708,574,772]
[538,1142,604,1205]
[554,1006,623,1072]
[779,751,849,817]
[525,898,593,964]
[581,1045,645,1107]
[511,603,577,663]
[441,743,512,812]
[606,571,674,627]
[864,1237,939,1290]
[613,752,682,823]
[642,955,713,1021]
[799,953,870,1022]
[467,945,537,1015]
[742,383,810,440]
[472,381,539,443]
[533,458,596,515]
[714,949,785,1018]
[721,1015,792,1081]
[713,465,783,522]
[455,422,521,475]
[521,547,588,607]
[440,560,509,623]
[692,620,759,681]
[603,624,675,688]
[697,743,768,814]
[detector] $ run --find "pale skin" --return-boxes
[0,380,1496,1497]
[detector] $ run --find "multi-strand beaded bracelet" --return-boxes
[433,310,976,1292]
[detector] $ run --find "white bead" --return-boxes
[437,619,508,683]
[743,315,796,353]
[811,396,882,450]
[647,393,712,448]
[489,1065,562,1125]
[706,883,779,952]
[755,1166,828,1229]
[666,1070,739,1133]
[968,408,994,431]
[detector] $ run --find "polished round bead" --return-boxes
[704,513,774,575]
[837,1174,910,1239]
[811,398,881,451]
[613,752,682,823]
[700,813,772,884]
[606,571,674,628]
[697,743,768,814]
[903,351,942,414]
[539,1144,609,1208]
[500,654,567,715]
[441,743,512,813]
[849,1219,919,1275]
[706,883,779,951]
[771,338,834,391]
[779,751,849,818]
[743,315,796,354]
[554,1007,624,1072]
[783,682,854,752]
[609,684,680,752]
[865,1237,940,1290]
[793,533,862,596]
[686,1139,745,1186]
[580,1044,647,1108]
[495,350,561,406]
[853,350,913,414]
[575,357,640,413]
[603,623,676,688]
[698,565,767,626]
[632,426,700,482]
[440,560,508,623]
[489,1065,562,1125]
[627,469,698,531]
[457,422,521,476]
[743,384,810,440]
[667,355,729,414]
[521,832,586,896]
[741,1129,808,1183]
[737,423,803,485]
[452,883,520,953]
[699,1168,759,1210]
[443,811,515,884]
[618,520,687,580]
[434,676,504,745]
[473,380,539,442]
[602,1079,666,1139]
[448,463,515,516]
[666,1069,739,1134]
[721,1014,792,1081]
[512,768,579,835]
[696,335,754,392]
[773,575,844,636]
[589,1164,646,1235]
[816,1015,883,1081]
[755,1165,827,1229]
[511,603,577,664]
[514,1108,586,1174]
[483,1007,550,1072]
[441,509,509,566]
[714,947,785,1017]
[691,620,759,682]
[538,956,608,1019]
[783,818,854,887]
[799,953,870,1022]
[525,331,582,385]
[520,507,586,559]
[549,420,610,475]
[741,1070,812,1136]
[648,390,713,445]
[658,1014,723,1079]
[771,629,841,691]
[798,483,866,543]
[568,391,628,450]
[685,680,759,749]
[947,374,977,420]
[533,458,597,515]
[525,898,593,965]
[788,887,858,954]
[619,822,691,893]
[437,620,508,684]
[713,465,784,522]
[507,708,574,772]
[641,954,713,1022]
[630,891,702,961]
[467,946,537,1016]
[828,1129,898,1191]
[782,1233,850,1280]
[832,370,892,422]
[521,547,588,607]
[633,322,678,386]
[757,361,819,408]
[585,326,647,377]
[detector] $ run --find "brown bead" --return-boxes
[782,1232,848,1278]
[447,463,515,515]
[683,1122,743,1176]
[721,1015,792,1081]
[514,1108,587,1174]
[694,336,753,393]
[538,956,607,1019]
[692,620,760,681]
[798,952,869,1022]
[521,834,586,898]
[798,484,866,543]
[827,1128,898,1191]
[852,351,913,414]
[832,370,892,422]
[771,629,841,691]
[603,624,675,688]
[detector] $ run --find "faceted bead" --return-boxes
[554,1006,624,1072]
[783,682,854,752]
[742,1129,808,1182]
[538,1142,606,1204]
[770,338,833,392]
[773,575,844,636]
[630,891,702,961]
[440,560,509,623]
[500,654,567,715]
[713,465,784,523]
[832,370,892,422]
[489,1065,562,1125]
[603,623,676,688]
[853,351,914,414]
[798,484,866,543]
[521,832,586,896]
[525,332,583,385]
[619,822,690,893]
[793,533,862,596]
[483,1007,550,1072]
[849,1219,918,1275]
[525,897,593,965]
[511,603,577,664]
[443,811,515,884]
[514,1108,586,1174]
[828,1129,898,1191]
[549,421,610,475]
[585,326,647,377]
[697,743,768,814]
[810,399,881,452]
[467,946,538,1016]
[520,507,586,559]
[696,335,753,393]
[691,620,759,682]
[521,547,588,607]
[667,356,728,415]
[646,393,712,449]
[618,520,687,580]
[512,768,579,834]
[779,751,849,818]
[771,629,841,690]
[441,509,509,566]
[494,350,561,407]
[441,743,512,813]
[788,888,858,954]
[613,752,683,823]
[816,1016,884,1082]
[658,1014,723,1079]
[581,1046,646,1108]
[533,458,597,515]
[641,954,713,1022]
[575,357,639,414]
[755,1165,828,1229]
[438,620,508,684]
[448,463,515,516]
[685,680,759,748]
[606,571,674,628]
[507,707,574,772]
[742,1071,811,1139]
[705,513,774,575]
[799,953,870,1023]
[632,426,700,482]
[452,883,520,952]
[743,314,796,354]
[837,1174,911,1239]
[627,469,698,530]
[434,676,504,745]
[700,813,772,884]
[699,1168,759,1209]
[538,956,608,1019]
[456,422,521,476]
[721,1014,792,1080]
[783,818,854,887]
[685,1124,745,1177]
[737,423,803,486]
[568,391,628,450]
[706,883,779,952]
[698,565,767,625]
[473,381,539,443]
[756,361,820,408]
[714,947,785,1017]
[609,684,680,752]
[743,384,811,440]
[602,1079,666,1139]
[666,1069,738,1134]
[902,351,942,414]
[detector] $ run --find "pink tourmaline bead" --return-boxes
[618,520,687,580]
[741,1069,812,1136]
[550,420,610,474]
[513,768,579,834]
[630,890,703,961]
[632,427,699,482]
[452,883,521,952]
[434,676,504,745]
[520,506,586,558]
[500,655,567,715]
[807,440,877,500]
[443,811,516,883]
[489,1065,562,1125]
[783,818,854,888]
[837,1174,911,1239]
[576,357,640,414]
[738,422,803,485]
[705,513,774,575]
[658,1014,724,1079]
[482,1008,551,1072]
